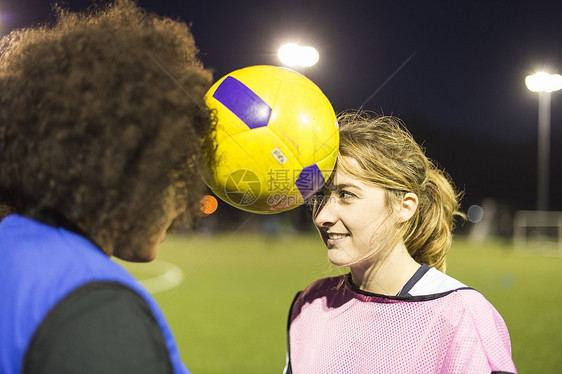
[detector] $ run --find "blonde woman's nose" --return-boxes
[313,196,338,227]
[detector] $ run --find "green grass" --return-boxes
[121,233,562,373]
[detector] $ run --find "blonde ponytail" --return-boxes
[403,168,464,271]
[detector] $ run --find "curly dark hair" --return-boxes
[0,0,213,259]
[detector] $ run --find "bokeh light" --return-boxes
[200,195,218,215]
[467,204,484,223]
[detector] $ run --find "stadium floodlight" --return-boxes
[525,72,562,93]
[278,43,319,68]
[525,72,562,211]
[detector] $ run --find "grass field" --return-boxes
[120,230,562,373]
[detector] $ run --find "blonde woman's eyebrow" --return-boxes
[332,183,362,192]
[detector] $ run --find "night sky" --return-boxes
[2,0,562,213]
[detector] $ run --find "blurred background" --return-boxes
[2,1,562,372]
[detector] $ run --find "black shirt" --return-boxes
[23,282,174,374]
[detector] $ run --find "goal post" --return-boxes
[513,210,562,251]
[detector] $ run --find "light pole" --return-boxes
[525,72,562,211]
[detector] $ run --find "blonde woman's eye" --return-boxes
[339,190,354,200]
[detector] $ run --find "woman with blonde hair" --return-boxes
[284,111,516,373]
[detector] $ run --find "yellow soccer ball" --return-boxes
[203,65,338,214]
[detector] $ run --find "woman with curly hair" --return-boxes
[284,112,516,373]
[0,1,212,373]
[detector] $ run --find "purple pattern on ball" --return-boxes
[213,76,271,129]
[296,164,325,200]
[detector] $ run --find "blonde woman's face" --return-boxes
[314,157,395,267]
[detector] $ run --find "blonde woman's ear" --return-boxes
[397,192,419,222]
